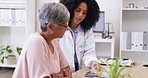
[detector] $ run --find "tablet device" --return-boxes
[143,64,148,67]
[85,71,98,77]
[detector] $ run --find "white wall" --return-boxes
[35,0,59,31]
[26,0,36,37]
[35,0,121,57]
[97,0,121,57]
[36,0,59,10]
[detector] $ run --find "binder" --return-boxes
[8,9,12,26]
[131,32,136,50]
[1,9,5,25]
[143,31,147,50]
[126,32,131,50]
[11,9,16,25]
[138,32,143,50]
[123,32,127,50]
[121,32,125,50]
[0,9,2,25]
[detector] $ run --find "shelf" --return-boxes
[0,0,35,68]
[94,37,115,58]
[94,37,114,43]
[121,50,148,52]
[0,25,25,27]
[122,8,148,11]
[0,6,26,9]
[121,0,148,63]
[97,56,111,59]
[0,64,16,68]
[0,1,26,9]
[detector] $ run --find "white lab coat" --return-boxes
[59,28,98,72]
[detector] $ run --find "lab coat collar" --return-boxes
[65,25,84,44]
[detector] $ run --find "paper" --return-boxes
[98,58,134,66]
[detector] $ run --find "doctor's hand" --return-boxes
[91,61,103,77]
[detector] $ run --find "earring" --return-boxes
[50,31,53,34]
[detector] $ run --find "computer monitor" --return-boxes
[93,11,105,33]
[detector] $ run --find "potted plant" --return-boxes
[0,45,16,64]
[88,58,132,78]
[16,47,22,55]
[105,57,131,78]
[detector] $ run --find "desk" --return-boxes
[73,63,148,78]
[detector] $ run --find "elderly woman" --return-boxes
[12,3,72,78]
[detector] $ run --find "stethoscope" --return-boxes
[73,30,87,70]
[68,26,87,48]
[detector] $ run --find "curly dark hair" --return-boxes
[60,0,100,32]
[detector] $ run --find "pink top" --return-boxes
[12,32,68,78]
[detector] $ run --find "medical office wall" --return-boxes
[97,0,121,57]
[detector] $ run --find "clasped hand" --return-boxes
[50,66,72,78]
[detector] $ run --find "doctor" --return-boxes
[59,0,101,72]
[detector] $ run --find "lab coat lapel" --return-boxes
[76,31,84,44]
[65,30,74,43]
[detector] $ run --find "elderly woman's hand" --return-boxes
[51,72,64,78]
[61,66,72,78]
[50,65,72,78]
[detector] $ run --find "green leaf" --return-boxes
[0,51,4,55]
[16,47,22,55]
[5,45,12,53]
[117,65,126,77]
[1,57,4,63]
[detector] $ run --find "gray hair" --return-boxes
[38,3,70,31]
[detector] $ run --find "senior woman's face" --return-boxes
[53,23,68,38]
[73,2,87,25]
